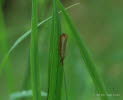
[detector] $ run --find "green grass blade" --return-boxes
[30,0,42,100]
[0,3,80,76]
[47,0,63,100]
[56,1,108,100]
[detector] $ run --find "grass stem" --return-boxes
[30,0,42,100]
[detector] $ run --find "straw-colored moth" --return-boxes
[59,33,69,100]
[59,33,68,65]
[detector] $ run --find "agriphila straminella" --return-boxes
[59,33,69,100]
[59,33,68,65]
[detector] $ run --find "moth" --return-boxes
[59,33,69,100]
[59,33,68,65]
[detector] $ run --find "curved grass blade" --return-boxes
[10,90,47,100]
[0,3,80,75]
[56,1,108,100]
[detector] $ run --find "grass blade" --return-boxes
[10,90,47,100]
[47,0,63,100]
[0,3,80,76]
[30,0,42,99]
[56,1,108,100]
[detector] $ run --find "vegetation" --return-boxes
[0,0,122,100]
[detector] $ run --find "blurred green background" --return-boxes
[0,0,123,100]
